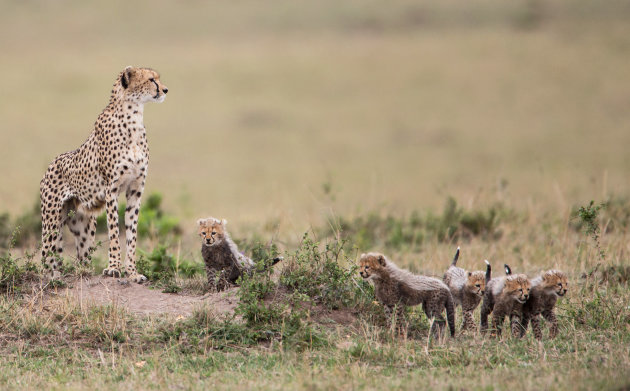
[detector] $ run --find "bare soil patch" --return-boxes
[47,276,239,317]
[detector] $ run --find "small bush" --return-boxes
[96,192,181,240]
[0,229,39,294]
[136,245,203,285]
[280,234,368,310]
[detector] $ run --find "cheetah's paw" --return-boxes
[103,268,121,278]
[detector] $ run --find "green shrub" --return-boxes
[280,234,368,310]
[96,192,181,240]
[0,229,39,294]
[136,245,203,284]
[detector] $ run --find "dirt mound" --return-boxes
[53,276,238,317]
[33,276,360,328]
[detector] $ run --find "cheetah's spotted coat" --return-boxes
[40,66,168,282]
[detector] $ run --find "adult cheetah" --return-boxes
[40,66,168,282]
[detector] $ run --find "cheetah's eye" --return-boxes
[202,232,206,236]
[475,284,480,288]
[211,232,216,236]
[557,283,562,287]
[149,78,155,82]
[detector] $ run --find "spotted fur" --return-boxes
[480,274,531,337]
[505,265,568,340]
[359,252,455,338]
[443,247,491,332]
[198,217,281,291]
[40,67,168,282]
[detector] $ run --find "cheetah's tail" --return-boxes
[504,263,512,276]
[272,256,283,265]
[485,260,492,283]
[451,247,460,267]
[445,292,456,337]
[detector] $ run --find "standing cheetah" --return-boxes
[40,66,168,282]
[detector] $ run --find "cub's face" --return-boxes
[197,217,227,247]
[358,253,387,279]
[121,66,169,104]
[504,274,531,304]
[465,271,486,297]
[541,270,569,297]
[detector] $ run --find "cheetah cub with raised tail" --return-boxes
[358,252,455,338]
[198,217,282,291]
[480,272,531,337]
[443,247,491,332]
[40,66,168,282]
[504,265,568,340]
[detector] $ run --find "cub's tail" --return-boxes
[504,263,512,275]
[451,247,461,267]
[251,256,284,275]
[485,260,492,283]
[445,292,456,337]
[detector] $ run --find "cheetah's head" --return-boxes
[358,252,387,280]
[540,270,568,297]
[465,271,487,297]
[119,66,168,104]
[197,217,227,247]
[503,274,531,304]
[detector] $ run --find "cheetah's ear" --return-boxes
[221,219,228,226]
[121,66,133,89]
[377,255,386,266]
[197,219,204,226]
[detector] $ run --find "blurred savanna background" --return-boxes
[2,0,629,234]
[1,1,630,389]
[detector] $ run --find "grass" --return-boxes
[1,197,630,389]
[1,0,630,389]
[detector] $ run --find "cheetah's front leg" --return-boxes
[542,309,559,338]
[124,184,146,283]
[102,191,123,278]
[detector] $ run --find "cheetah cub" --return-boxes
[480,272,531,337]
[358,252,455,338]
[504,265,568,340]
[198,217,282,291]
[443,247,491,332]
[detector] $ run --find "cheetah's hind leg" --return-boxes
[40,189,66,279]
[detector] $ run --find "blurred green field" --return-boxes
[1,0,630,240]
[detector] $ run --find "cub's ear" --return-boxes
[221,219,228,226]
[377,255,386,266]
[121,66,134,89]
[197,219,204,226]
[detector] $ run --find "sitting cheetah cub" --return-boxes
[443,247,491,332]
[358,252,455,338]
[480,272,531,337]
[504,264,568,340]
[198,217,281,291]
